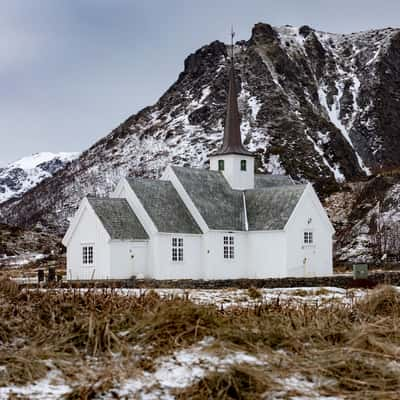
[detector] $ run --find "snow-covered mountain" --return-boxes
[0,152,79,204]
[1,23,400,262]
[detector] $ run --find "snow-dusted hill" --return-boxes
[0,152,79,204]
[1,23,400,262]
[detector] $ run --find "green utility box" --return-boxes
[353,264,368,280]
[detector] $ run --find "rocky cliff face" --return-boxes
[325,170,400,264]
[1,23,400,261]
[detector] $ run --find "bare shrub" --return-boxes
[174,364,277,399]
[247,287,262,299]
[357,285,400,316]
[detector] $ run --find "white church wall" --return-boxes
[112,179,158,277]
[109,241,148,279]
[285,185,333,277]
[247,231,287,278]
[152,233,202,279]
[202,231,249,279]
[66,203,110,280]
[145,236,158,279]
[210,154,254,190]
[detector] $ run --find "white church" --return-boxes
[62,61,334,281]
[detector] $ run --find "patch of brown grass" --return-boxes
[357,285,400,316]
[247,287,262,299]
[174,364,278,400]
[291,288,310,296]
[64,377,115,400]
[310,349,400,395]
[129,299,223,359]
[0,348,50,386]
[2,280,400,398]
[292,288,330,296]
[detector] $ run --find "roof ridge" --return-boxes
[126,177,173,186]
[171,165,222,174]
[246,184,306,192]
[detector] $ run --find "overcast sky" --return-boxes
[1,0,399,165]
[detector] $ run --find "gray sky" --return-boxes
[1,0,399,165]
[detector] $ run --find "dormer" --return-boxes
[209,59,254,190]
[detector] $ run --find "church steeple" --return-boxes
[216,61,252,156]
[209,28,255,191]
[216,29,252,156]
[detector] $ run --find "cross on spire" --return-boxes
[231,26,235,60]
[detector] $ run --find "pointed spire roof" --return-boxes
[215,50,253,156]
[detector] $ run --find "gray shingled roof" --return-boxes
[171,166,245,231]
[245,185,307,230]
[255,174,293,189]
[87,197,149,240]
[126,178,202,234]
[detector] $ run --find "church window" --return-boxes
[223,235,234,259]
[240,160,247,171]
[82,245,94,265]
[304,231,313,245]
[172,237,183,261]
[218,160,225,171]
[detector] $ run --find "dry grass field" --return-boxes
[1,280,400,399]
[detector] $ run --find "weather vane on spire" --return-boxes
[230,26,235,61]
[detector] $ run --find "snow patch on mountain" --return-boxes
[318,84,371,176]
[11,152,77,170]
[306,132,345,183]
[0,152,79,204]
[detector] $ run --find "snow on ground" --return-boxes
[0,335,342,400]
[276,375,342,400]
[0,252,45,268]
[0,369,70,400]
[34,286,366,309]
[148,286,364,308]
[116,337,266,399]
[0,286,385,399]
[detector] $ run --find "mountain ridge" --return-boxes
[0,152,79,204]
[1,23,400,262]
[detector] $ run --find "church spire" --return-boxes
[216,28,252,156]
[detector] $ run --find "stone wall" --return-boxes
[25,271,400,289]
[132,272,400,289]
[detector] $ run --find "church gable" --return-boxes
[245,185,307,231]
[171,166,245,231]
[87,197,149,241]
[170,165,307,233]
[126,178,201,234]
